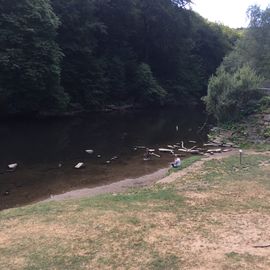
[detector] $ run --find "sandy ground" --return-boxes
[45,167,169,202]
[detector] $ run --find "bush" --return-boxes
[205,65,263,122]
[259,96,270,112]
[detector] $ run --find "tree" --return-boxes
[134,63,167,105]
[51,0,108,109]
[171,0,192,7]
[205,5,270,122]
[0,0,69,115]
[0,0,233,115]
[246,5,270,78]
[222,5,270,79]
[205,65,263,122]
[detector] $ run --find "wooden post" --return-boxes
[239,149,243,165]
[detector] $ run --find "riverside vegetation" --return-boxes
[0,0,238,116]
[204,5,270,124]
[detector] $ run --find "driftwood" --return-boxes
[222,149,232,153]
[207,149,222,153]
[178,142,201,154]
[8,163,18,170]
[204,143,218,147]
[74,162,85,169]
[150,153,161,158]
[167,145,175,149]
[85,149,94,154]
[181,141,187,150]
[209,140,239,148]
[178,148,201,154]
[159,148,174,154]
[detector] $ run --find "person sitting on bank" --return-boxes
[171,157,181,168]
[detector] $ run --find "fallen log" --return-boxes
[203,143,219,147]
[181,141,187,150]
[159,148,174,154]
[150,153,161,158]
[178,149,200,154]
[167,145,175,149]
[209,140,239,148]
[206,149,222,153]
[222,149,232,153]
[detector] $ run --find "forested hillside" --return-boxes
[0,0,237,116]
[205,5,270,123]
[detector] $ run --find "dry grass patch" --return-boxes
[0,153,270,269]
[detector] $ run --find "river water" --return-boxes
[0,107,209,210]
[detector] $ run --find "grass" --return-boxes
[168,155,202,175]
[0,153,270,269]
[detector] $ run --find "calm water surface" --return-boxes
[0,107,209,210]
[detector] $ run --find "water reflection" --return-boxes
[0,107,208,210]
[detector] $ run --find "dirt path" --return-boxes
[45,167,169,202]
[47,149,244,202]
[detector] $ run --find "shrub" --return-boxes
[259,96,270,112]
[205,65,263,122]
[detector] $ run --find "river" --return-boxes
[0,107,209,210]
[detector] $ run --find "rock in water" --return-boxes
[8,163,18,170]
[74,162,85,169]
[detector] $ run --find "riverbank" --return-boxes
[0,107,209,210]
[1,147,270,269]
[45,153,231,203]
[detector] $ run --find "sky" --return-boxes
[191,0,269,28]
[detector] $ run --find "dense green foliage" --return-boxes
[0,0,69,115]
[205,5,270,123]
[0,0,236,115]
[206,65,263,122]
